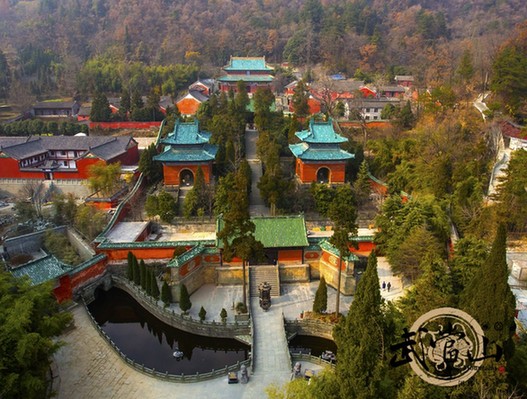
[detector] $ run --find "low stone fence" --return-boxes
[111,275,251,338]
[284,319,335,340]
[290,352,335,369]
[83,300,251,382]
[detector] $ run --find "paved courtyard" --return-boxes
[53,258,403,399]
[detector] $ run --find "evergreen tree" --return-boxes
[146,266,152,296]
[235,80,250,115]
[328,184,358,315]
[161,281,172,307]
[461,224,516,346]
[132,255,140,285]
[0,49,10,100]
[354,159,372,206]
[127,251,134,281]
[313,275,328,313]
[199,306,207,321]
[179,284,192,314]
[90,91,111,122]
[139,259,147,291]
[120,88,131,119]
[151,270,160,300]
[138,143,163,184]
[220,308,228,322]
[334,251,384,399]
[292,79,310,118]
[456,48,475,83]
[395,101,415,130]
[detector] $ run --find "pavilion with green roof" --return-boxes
[153,119,218,186]
[289,118,354,184]
[218,56,274,96]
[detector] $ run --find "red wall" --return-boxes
[53,257,107,303]
[110,144,139,165]
[89,121,162,130]
[296,159,346,183]
[340,121,392,129]
[99,247,176,261]
[179,256,202,277]
[0,157,44,178]
[278,249,303,262]
[162,163,212,185]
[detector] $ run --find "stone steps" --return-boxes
[249,265,280,297]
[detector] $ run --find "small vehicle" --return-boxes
[321,350,336,363]
[172,349,184,360]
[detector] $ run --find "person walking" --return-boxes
[387,282,391,292]
[382,281,386,291]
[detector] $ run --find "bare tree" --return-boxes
[19,181,47,218]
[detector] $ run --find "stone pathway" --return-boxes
[245,129,269,216]
[250,298,291,377]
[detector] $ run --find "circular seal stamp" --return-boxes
[408,307,485,387]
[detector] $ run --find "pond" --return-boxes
[87,287,249,375]
[288,335,337,358]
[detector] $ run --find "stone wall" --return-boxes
[66,228,96,261]
[279,264,310,283]
[216,265,245,285]
[284,319,335,340]
[4,225,67,257]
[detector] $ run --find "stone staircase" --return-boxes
[249,265,280,297]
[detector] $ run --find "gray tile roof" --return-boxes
[0,135,136,161]
[10,254,72,285]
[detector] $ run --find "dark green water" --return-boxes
[87,287,249,374]
[288,335,337,357]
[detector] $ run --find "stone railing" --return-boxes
[284,318,335,340]
[111,275,251,338]
[83,300,251,383]
[290,352,335,369]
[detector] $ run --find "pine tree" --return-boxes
[179,284,192,314]
[151,270,160,300]
[90,91,111,122]
[199,306,207,321]
[334,251,384,399]
[313,276,328,313]
[127,251,134,281]
[292,79,310,118]
[354,159,371,206]
[461,224,516,346]
[140,259,147,291]
[220,308,228,322]
[145,267,152,296]
[161,281,172,307]
[132,256,140,286]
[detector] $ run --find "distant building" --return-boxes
[176,90,209,116]
[289,118,354,184]
[0,135,139,181]
[189,79,216,96]
[217,56,274,95]
[153,119,218,186]
[31,101,81,118]
[394,75,414,87]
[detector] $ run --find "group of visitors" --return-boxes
[381,281,392,292]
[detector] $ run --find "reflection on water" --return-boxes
[288,335,337,357]
[88,287,249,374]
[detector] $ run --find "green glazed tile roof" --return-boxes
[295,119,348,144]
[68,254,107,276]
[153,144,218,162]
[319,240,359,261]
[167,244,205,268]
[223,57,273,72]
[217,74,274,83]
[217,215,308,248]
[289,143,354,161]
[98,240,216,249]
[160,119,212,145]
[10,255,73,285]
